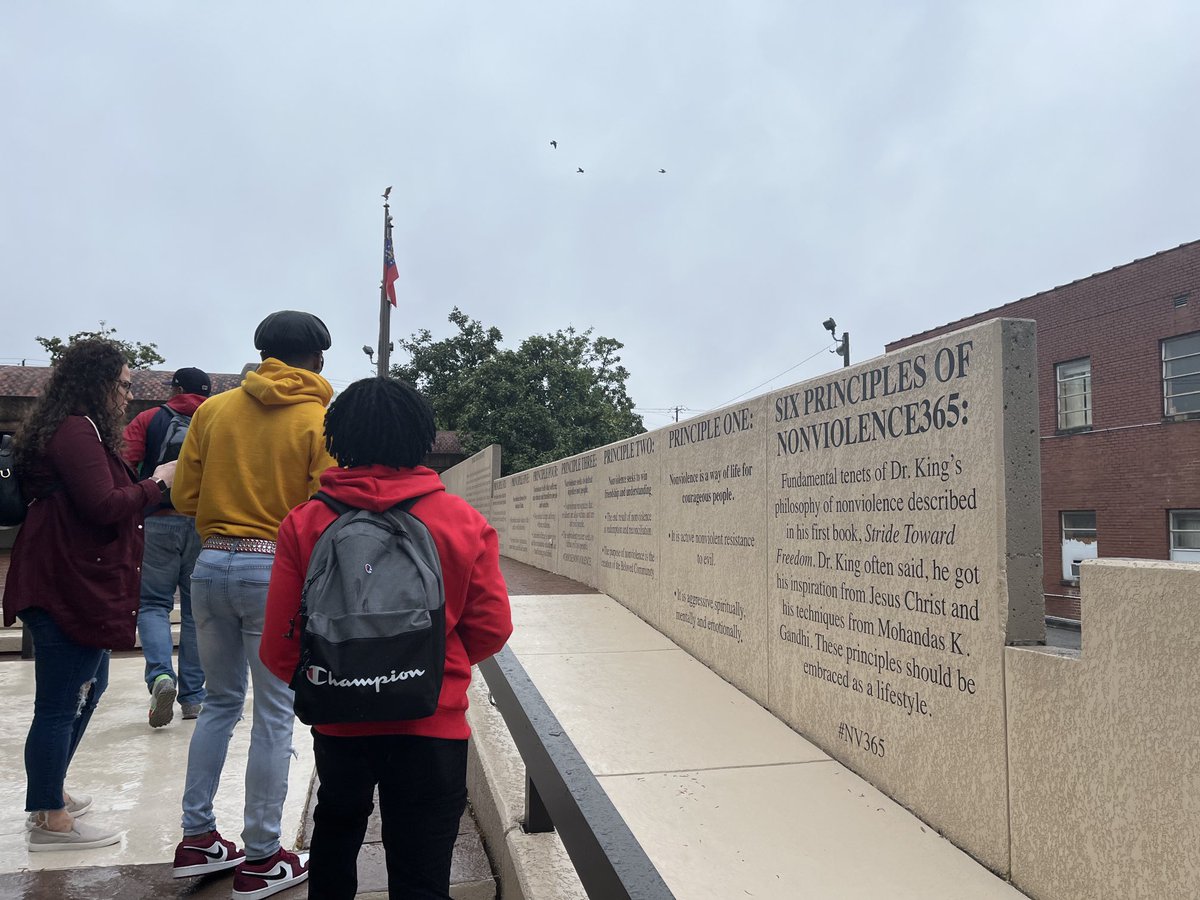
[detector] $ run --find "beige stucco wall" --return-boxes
[439,444,500,519]
[1006,558,1200,900]
[443,318,1042,872]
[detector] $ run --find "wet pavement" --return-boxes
[0,553,547,900]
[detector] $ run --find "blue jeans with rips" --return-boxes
[181,548,296,859]
[137,514,205,705]
[19,607,110,812]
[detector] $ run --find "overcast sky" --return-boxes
[4,2,1199,429]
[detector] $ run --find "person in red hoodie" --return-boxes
[123,367,211,728]
[260,377,512,900]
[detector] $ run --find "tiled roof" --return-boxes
[0,366,469,458]
[431,431,464,454]
[0,366,245,401]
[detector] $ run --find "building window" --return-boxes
[1061,511,1097,583]
[1055,358,1092,430]
[1169,510,1200,563]
[1163,331,1200,417]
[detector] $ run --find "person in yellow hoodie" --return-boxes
[168,311,336,899]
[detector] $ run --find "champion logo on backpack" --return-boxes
[305,665,428,693]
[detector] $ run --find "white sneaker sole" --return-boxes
[27,830,121,852]
[173,856,244,878]
[232,852,310,899]
[231,869,309,900]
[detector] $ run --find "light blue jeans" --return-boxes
[137,514,205,705]
[182,548,296,859]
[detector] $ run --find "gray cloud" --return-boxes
[3,2,1198,429]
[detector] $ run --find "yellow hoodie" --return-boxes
[173,358,338,541]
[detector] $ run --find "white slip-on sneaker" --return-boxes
[26,817,121,852]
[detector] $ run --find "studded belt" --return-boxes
[202,536,277,555]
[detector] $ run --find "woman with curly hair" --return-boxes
[2,338,177,851]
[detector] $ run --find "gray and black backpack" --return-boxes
[140,405,192,510]
[288,492,446,725]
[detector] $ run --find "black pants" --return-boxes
[308,731,468,900]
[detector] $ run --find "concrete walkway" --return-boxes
[483,569,1032,899]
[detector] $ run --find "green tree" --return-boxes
[392,307,503,431]
[36,322,165,369]
[392,308,644,474]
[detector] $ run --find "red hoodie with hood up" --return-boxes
[260,464,513,739]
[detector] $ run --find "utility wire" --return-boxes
[716,343,835,409]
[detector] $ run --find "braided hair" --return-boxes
[324,377,436,469]
[14,338,128,466]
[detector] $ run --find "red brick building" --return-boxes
[888,240,1200,620]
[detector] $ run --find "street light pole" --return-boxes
[823,318,850,367]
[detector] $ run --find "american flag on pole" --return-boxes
[383,218,399,307]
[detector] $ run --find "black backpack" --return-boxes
[288,492,446,725]
[0,435,26,527]
[140,405,192,509]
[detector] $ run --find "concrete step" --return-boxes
[0,622,182,655]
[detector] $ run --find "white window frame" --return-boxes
[1169,510,1200,563]
[1061,511,1097,583]
[1055,358,1092,430]
[1163,332,1200,417]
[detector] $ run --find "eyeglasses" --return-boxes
[117,379,134,394]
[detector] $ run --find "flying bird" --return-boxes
[550,140,557,149]
[658,169,666,174]
[577,167,584,173]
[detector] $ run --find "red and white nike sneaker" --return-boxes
[232,847,309,899]
[172,829,245,878]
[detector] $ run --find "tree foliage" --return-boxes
[36,322,166,370]
[392,308,644,474]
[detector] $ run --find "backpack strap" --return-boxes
[293,491,355,636]
[380,496,427,532]
[313,490,356,518]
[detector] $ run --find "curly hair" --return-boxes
[14,339,129,466]
[324,377,436,469]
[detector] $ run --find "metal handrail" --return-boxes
[478,646,675,900]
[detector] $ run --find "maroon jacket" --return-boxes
[2,415,164,649]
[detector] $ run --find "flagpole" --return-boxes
[377,188,393,378]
